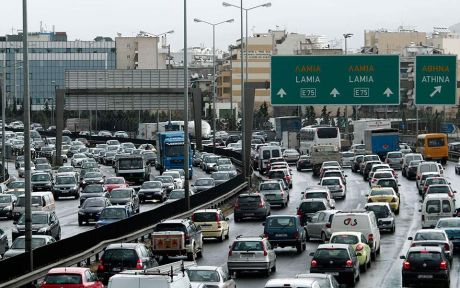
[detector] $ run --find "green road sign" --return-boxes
[415,55,457,105]
[271,55,400,105]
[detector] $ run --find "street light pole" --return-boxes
[183,0,190,211]
[194,18,234,153]
[343,33,353,139]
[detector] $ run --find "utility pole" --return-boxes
[183,0,190,211]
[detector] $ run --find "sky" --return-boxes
[2,0,460,52]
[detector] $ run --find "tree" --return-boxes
[320,106,330,125]
[351,106,358,121]
[254,102,269,129]
[331,117,336,127]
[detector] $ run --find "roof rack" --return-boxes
[120,260,196,281]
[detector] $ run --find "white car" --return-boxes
[187,266,235,288]
[71,153,87,167]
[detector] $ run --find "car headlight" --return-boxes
[78,211,84,215]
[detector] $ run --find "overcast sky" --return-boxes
[2,0,460,52]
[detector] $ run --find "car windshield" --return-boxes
[196,179,213,186]
[232,241,263,251]
[163,172,179,179]
[408,251,441,262]
[218,165,233,171]
[83,198,106,208]
[7,181,25,189]
[111,189,131,198]
[31,174,50,181]
[18,213,48,225]
[155,177,173,183]
[154,223,187,233]
[56,176,75,185]
[82,163,98,169]
[83,185,103,193]
[100,208,126,219]
[58,167,74,173]
[415,232,446,241]
[118,158,143,169]
[342,152,354,157]
[260,183,280,191]
[366,205,390,218]
[142,182,162,189]
[74,154,86,159]
[305,192,328,199]
[266,217,295,227]
[299,201,326,213]
[0,195,11,203]
[212,173,229,180]
[11,238,47,249]
[105,178,124,184]
[169,190,185,199]
[426,179,447,185]
[36,164,50,170]
[186,270,220,283]
[377,179,397,187]
[331,234,359,245]
[370,189,393,196]
[85,172,103,179]
[44,274,82,285]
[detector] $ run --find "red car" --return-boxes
[40,267,103,288]
[104,177,128,192]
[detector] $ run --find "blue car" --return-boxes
[435,217,460,249]
[263,215,307,254]
[95,205,134,228]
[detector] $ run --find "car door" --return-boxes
[306,212,321,238]
[314,212,327,238]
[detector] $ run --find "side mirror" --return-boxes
[78,205,81,208]
[365,194,369,197]
[191,184,194,187]
[408,237,413,241]
[454,191,457,194]
[225,217,229,221]
[301,191,304,194]
[400,255,406,259]
[345,175,348,177]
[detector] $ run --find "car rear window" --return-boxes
[370,189,393,196]
[427,186,450,193]
[304,192,328,199]
[44,274,82,284]
[415,232,446,241]
[272,150,281,158]
[315,248,349,260]
[103,248,138,262]
[408,251,442,262]
[232,241,263,251]
[193,212,217,222]
[299,201,326,213]
[238,195,261,203]
[154,223,187,233]
[266,217,295,227]
[330,234,359,245]
[260,183,280,191]
[388,153,402,158]
[426,200,441,214]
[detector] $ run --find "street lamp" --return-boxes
[194,18,234,152]
[50,81,57,127]
[343,33,353,138]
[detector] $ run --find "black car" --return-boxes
[12,211,61,241]
[0,194,17,220]
[97,243,158,284]
[81,171,105,188]
[31,172,53,192]
[351,155,364,173]
[406,160,423,180]
[80,184,109,205]
[401,246,450,287]
[78,197,112,225]
[109,188,140,213]
[138,181,166,203]
[234,193,270,222]
[296,155,312,171]
[310,243,360,286]
[225,134,240,147]
[363,160,381,181]
[52,173,80,200]
[15,155,25,169]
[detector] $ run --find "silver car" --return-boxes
[283,149,300,163]
[187,266,235,288]
[258,180,289,208]
[365,203,395,232]
[227,235,276,276]
[385,151,403,169]
[305,210,340,242]
[341,151,355,167]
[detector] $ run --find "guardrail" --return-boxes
[0,148,245,287]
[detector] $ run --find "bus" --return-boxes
[299,125,341,155]
[416,133,448,164]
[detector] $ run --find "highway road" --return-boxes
[194,163,460,288]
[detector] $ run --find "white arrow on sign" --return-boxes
[383,88,393,97]
[277,88,287,98]
[430,86,442,97]
[330,88,340,98]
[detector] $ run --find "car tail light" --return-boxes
[228,249,233,257]
[346,260,353,267]
[371,179,377,183]
[258,201,264,208]
[297,208,302,216]
[368,234,374,242]
[448,191,453,197]
[234,200,240,209]
[280,191,285,197]
[191,214,196,221]
[440,261,448,270]
[136,259,143,269]
[444,243,450,252]
[325,223,331,228]
[264,233,269,239]
[262,242,268,256]
[411,243,416,247]
[417,175,420,180]
[311,260,318,268]
[356,244,364,251]
[368,198,373,203]
[216,213,221,228]
[97,260,104,271]
[293,231,300,239]
[403,261,411,270]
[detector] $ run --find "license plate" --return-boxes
[243,213,254,216]
[200,224,212,227]
[276,234,287,237]
[112,267,121,272]
[61,190,68,193]
[329,272,339,276]
[240,254,254,258]
[418,275,433,279]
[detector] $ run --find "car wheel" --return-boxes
[371,250,376,261]
[296,242,303,254]
[219,232,225,242]
[264,268,270,277]
[361,263,367,273]
[367,258,371,268]
[305,229,310,241]
[392,225,396,233]
[395,207,400,215]
[350,274,356,287]
[187,249,196,261]
[56,229,61,240]
[228,270,235,277]
[271,264,276,272]
[225,228,230,240]
[321,232,327,243]
[377,245,381,255]
[78,218,83,226]
[197,245,204,258]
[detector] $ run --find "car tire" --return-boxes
[228,270,235,277]
[78,218,83,226]
[56,229,61,241]
[235,217,241,223]
[371,250,376,261]
[395,207,400,215]
[225,228,230,240]
[219,232,225,242]
[391,225,396,233]
[271,265,276,272]
[296,242,303,254]
[377,245,381,255]
[361,263,367,273]
[197,245,203,258]
[264,268,270,277]
[305,230,310,241]
[321,232,327,243]
[367,258,371,268]
[187,250,196,261]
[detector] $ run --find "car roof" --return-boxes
[106,243,141,249]
[331,231,363,237]
[265,278,319,286]
[365,202,391,208]
[194,209,220,213]
[317,243,350,249]
[187,266,219,271]
[301,198,328,203]
[321,177,341,180]
[47,267,89,274]
[408,246,443,253]
[267,214,297,219]
[425,194,452,200]
[415,229,445,234]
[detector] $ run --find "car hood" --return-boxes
[80,207,105,213]
[31,181,51,185]
[191,282,221,288]
[16,224,49,231]
[81,192,105,198]
[3,249,25,258]
[139,188,162,193]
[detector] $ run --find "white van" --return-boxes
[421,194,455,228]
[416,161,439,188]
[265,278,322,288]
[12,191,56,221]
[108,261,195,288]
[331,211,381,260]
[258,146,282,173]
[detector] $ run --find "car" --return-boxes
[138,181,166,203]
[79,184,109,205]
[321,169,347,185]
[404,159,423,180]
[301,186,335,208]
[362,160,382,180]
[329,232,372,272]
[267,168,292,189]
[374,178,400,195]
[234,193,270,222]
[109,188,140,213]
[187,265,235,288]
[364,202,395,232]
[52,172,80,200]
[3,235,56,259]
[423,177,449,196]
[193,151,206,167]
[294,273,340,288]
[263,215,307,253]
[341,151,355,167]
[283,149,300,163]
[57,165,79,178]
[400,246,450,288]
[98,130,112,137]
[163,170,184,189]
[97,243,158,284]
[12,211,61,241]
[309,243,360,286]
[320,161,342,173]
[424,184,456,201]
[297,199,333,226]
[359,155,380,173]
[81,171,105,188]
[456,158,460,175]
[95,205,134,228]
[227,235,276,277]
[113,131,129,138]
[40,267,103,288]
[366,187,400,214]
[402,153,424,177]
[0,228,9,257]
[78,197,112,226]
[217,164,237,178]
[71,153,87,168]
[305,210,340,243]
[319,177,346,199]
[0,194,17,220]
[192,177,215,193]
[35,163,53,178]
[296,155,312,171]
[416,162,440,190]
[369,170,394,188]
[258,180,289,207]
[5,180,25,197]
[408,229,453,262]
[385,151,403,169]
[15,155,25,169]
[31,172,53,192]
[103,177,128,193]
[435,217,460,250]
[102,151,117,166]
[192,209,230,241]
[351,155,365,173]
